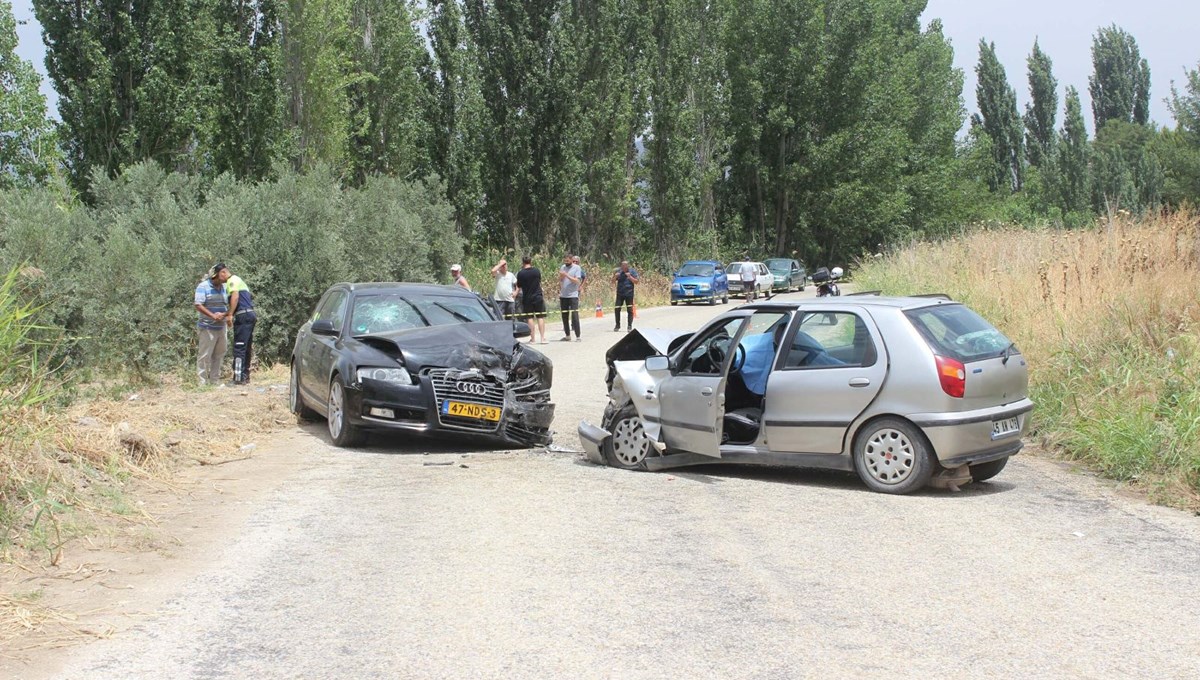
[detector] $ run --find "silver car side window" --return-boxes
[782,312,877,369]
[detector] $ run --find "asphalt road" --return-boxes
[43,289,1200,679]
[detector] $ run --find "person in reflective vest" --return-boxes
[225,269,257,385]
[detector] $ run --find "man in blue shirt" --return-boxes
[194,263,230,385]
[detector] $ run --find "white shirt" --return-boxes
[493,270,518,302]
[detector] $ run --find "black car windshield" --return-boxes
[904,304,1016,363]
[350,293,494,335]
[678,263,715,277]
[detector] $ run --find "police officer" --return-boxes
[225,268,257,385]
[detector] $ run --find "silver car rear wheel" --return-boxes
[853,418,934,494]
[602,405,651,470]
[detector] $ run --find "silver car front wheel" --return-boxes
[602,404,652,470]
[853,418,934,494]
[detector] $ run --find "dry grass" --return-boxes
[856,211,1200,508]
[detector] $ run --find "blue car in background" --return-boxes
[670,260,729,306]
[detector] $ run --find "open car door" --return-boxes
[656,316,749,457]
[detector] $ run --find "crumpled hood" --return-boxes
[357,321,535,379]
[603,327,692,389]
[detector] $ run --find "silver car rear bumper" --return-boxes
[909,398,1034,463]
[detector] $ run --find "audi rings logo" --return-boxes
[456,381,488,396]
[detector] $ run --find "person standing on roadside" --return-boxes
[558,253,583,341]
[450,264,471,291]
[490,258,518,319]
[194,263,230,386]
[515,255,548,344]
[573,254,587,297]
[612,260,639,332]
[225,269,257,385]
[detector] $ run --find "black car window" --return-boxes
[904,304,1014,363]
[314,291,348,329]
[781,312,877,369]
[677,317,747,375]
[350,293,494,335]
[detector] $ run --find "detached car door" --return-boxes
[763,309,887,454]
[657,316,748,457]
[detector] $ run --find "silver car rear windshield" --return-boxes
[350,294,493,335]
[904,304,1016,363]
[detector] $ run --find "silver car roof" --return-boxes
[740,295,957,313]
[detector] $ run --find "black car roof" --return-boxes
[332,282,479,297]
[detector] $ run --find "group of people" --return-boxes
[193,263,257,386]
[452,254,639,344]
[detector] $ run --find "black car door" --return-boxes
[302,290,349,404]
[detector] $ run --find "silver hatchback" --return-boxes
[578,296,1032,494]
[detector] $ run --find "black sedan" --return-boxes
[289,283,554,448]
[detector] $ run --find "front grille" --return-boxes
[426,368,504,433]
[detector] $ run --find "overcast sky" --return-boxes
[10,0,1200,130]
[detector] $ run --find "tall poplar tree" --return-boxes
[34,0,216,189]
[1089,25,1151,129]
[1024,39,1057,168]
[427,0,484,237]
[972,39,1023,193]
[1054,86,1090,214]
[346,0,432,183]
[1,0,59,187]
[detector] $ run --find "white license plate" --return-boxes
[991,416,1020,439]
[684,289,694,296]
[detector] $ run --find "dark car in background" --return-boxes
[670,260,729,306]
[764,258,807,292]
[289,283,554,448]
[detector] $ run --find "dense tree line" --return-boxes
[4,0,1200,267]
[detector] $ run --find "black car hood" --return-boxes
[355,321,533,377]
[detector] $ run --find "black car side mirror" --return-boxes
[312,320,338,336]
[513,321,531,339]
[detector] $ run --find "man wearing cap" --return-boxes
[490,258,518,319]
[225,268,257,385]
[450,264,471,291]
[194,263,230,385]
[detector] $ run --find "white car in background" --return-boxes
[726,261,774,300]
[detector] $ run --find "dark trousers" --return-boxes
[560,297,581,337]
[614,293,634,329]
[232,316,256,383]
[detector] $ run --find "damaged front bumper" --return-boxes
[351,371,554,448]
[578,420,611,464]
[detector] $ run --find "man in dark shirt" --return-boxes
[515,255,547,344]
[612,260,639,332]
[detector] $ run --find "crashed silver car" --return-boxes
[578,296,1032,494]
[290,283,553,448]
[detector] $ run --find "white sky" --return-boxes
[11,0,1200,130]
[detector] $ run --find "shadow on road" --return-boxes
[652,464,1018,498]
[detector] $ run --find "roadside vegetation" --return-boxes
[854,212,1200,508]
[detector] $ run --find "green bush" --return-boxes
[0,163,463,376]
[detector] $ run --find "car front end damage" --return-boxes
[351,323,555,447]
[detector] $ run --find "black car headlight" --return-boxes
[356,367,413,385]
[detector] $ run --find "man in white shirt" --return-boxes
[490,258,518,319]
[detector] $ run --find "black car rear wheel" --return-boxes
[327,376,366,447]
[289,360,318,422]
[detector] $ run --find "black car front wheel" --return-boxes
[327,376,366,447]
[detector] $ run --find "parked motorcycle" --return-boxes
[813,266,842,297]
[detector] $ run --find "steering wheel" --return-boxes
[706,336,731,366]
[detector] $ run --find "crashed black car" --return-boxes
[288,283,554,448]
